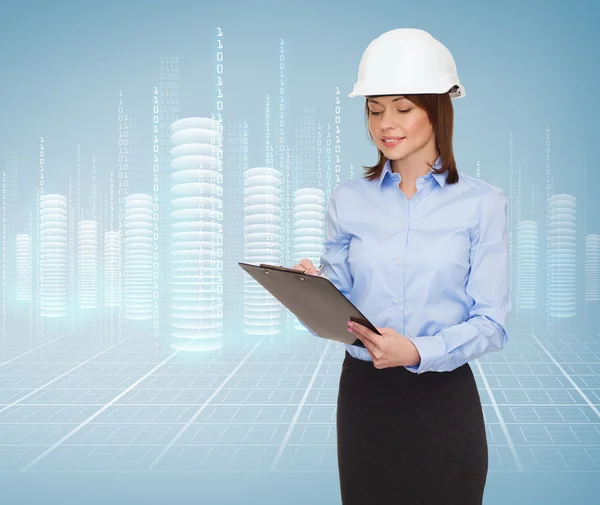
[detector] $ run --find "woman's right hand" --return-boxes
[291,258,319,275]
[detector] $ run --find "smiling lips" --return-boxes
[381,137,405,146]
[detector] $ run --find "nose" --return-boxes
[379,108,397,130]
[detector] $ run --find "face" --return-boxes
[366,95,435,160]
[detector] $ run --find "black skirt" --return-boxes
[336,350,488,505]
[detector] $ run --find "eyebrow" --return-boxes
[367,96,406,105]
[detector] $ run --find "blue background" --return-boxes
[0,0,599,503]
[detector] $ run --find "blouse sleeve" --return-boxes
[404,187,512,373]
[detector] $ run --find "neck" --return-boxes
[390,152,439,185]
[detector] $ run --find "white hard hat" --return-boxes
[348,28,465,99]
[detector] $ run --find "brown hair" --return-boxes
[361,92,459,185]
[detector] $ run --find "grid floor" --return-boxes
[1,331,599,473]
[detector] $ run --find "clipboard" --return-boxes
[239,262,383,348]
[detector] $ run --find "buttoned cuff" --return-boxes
[404,335,446,374]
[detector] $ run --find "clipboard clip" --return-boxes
[259,263,304,274]
[259,263,322,276]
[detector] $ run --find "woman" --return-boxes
[293,28,511,504]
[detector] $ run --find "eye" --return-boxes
[369,109,411,115]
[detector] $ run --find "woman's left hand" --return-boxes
[347,321,421,369]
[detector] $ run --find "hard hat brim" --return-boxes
[348,83,466,99]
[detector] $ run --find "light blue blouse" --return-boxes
[301,156,511,374]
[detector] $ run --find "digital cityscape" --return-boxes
[0,1,598,504]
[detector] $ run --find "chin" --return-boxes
[380,148,405,160]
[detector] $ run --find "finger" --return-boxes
[299,258,317,274]
[354,333,376,359]
[300,258,314,268]
[351,323,380,349]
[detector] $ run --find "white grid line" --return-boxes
[271,339,332,470]
[0,386,595,392]
[4,403,600,408]
[19,339,194,471]
[0,336,66,369]
[4,443,600,448]
[147,336,267,470]
[3,421,600,426]
[0,338,131,415]
[6,360,600,365]
[474,359,524,471]
[532,334,600,419]
[7,469,600,474]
